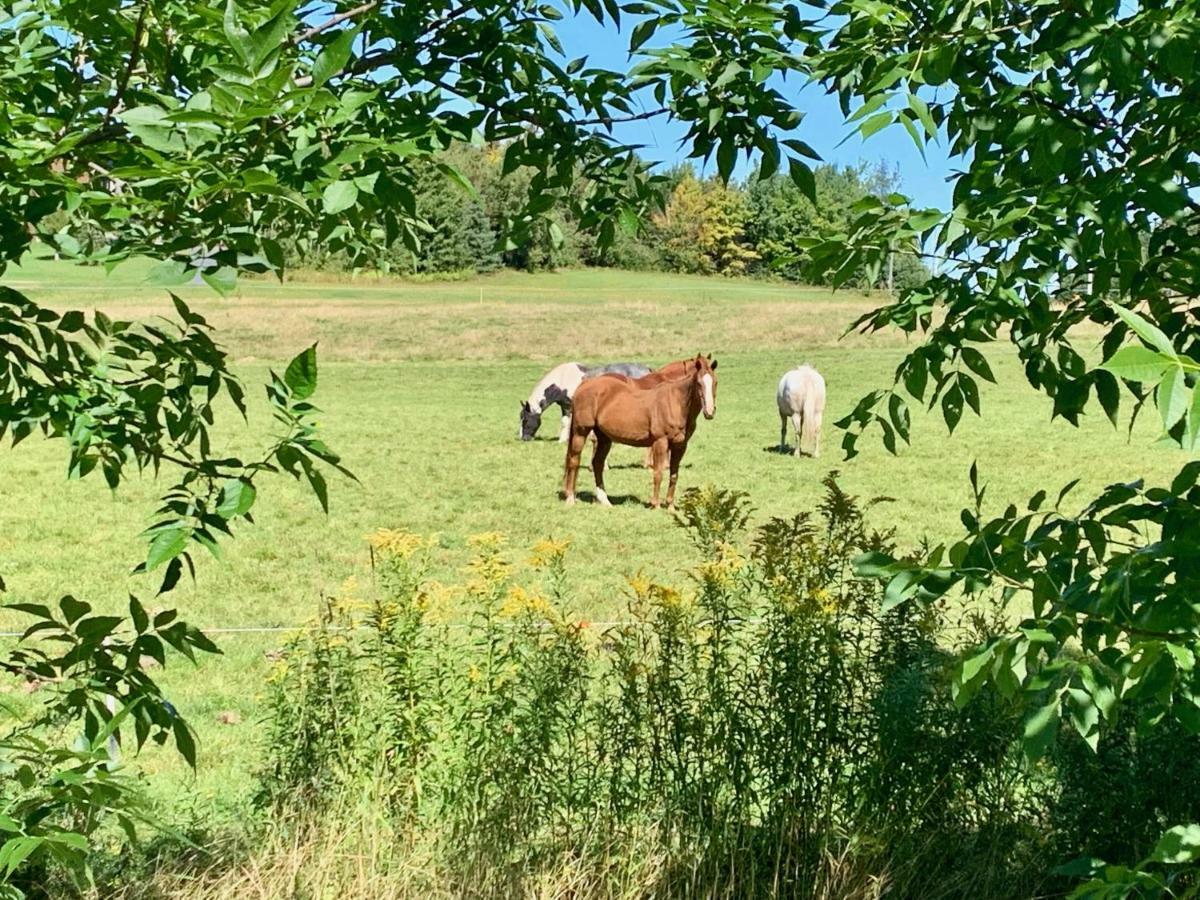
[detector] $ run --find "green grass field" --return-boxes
[0,258,1182,817]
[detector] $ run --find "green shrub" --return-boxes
[255,478,1049,897]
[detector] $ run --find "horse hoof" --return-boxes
[596,489,613,507]
[565,495,576,507]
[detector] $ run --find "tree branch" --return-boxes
[104,2,150,123]
[293,1,379,44]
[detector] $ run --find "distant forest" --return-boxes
[285,143,930,290]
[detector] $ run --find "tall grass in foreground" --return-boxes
[127,479,1200,899]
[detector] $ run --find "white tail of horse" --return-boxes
[776,364,826,458]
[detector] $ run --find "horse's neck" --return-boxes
[664,373,701,419]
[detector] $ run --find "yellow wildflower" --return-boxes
[468,531,507,551]
[331,576,367,616]
[498,584,555,620]
[265,660,290,685]
[529,537,572,568]
[366,528,431,559]
[465,554,511,597]
[814,587,839,616]
[653,584,689,611]
[627,572,653,600]
[419,580,462,623]
[467,663,481,683]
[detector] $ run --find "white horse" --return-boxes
[776,364,825,458]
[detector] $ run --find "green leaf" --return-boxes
[1023,694,1061,762]
[223,0,254,66]
[629,18,657,52]
[201,266,237,295]
[60,596,90,625]
[1186,385,1200,450]
[311,26,359,88]
[960,347,995,383]
[882,569,920,611]
[852,551,897,577]
[1099,346,1173,383]
[146,527,189,571]
[322,180,359,215]
[713,61,743,89]
[1152,824,1200,864]
[284,344,319,400]
[548,221,565,248]
[1157,366,1190,431]
[907,92,937,137]
[758,139,780,180]
[617,207,639,237]
[217,479,256,519]
[146,259,192,286]
[717,139,736,183]
[941,383,964,433]
[789,158,816,204]
[859,112,893,140]
[1109,302,1177,358]
[172,718,197,769]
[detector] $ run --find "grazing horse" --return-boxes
[776,364,825,458]
[520,361,651,442]
[564,354,718,509]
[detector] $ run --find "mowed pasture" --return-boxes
[0,259,1181,813]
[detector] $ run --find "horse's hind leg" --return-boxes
[591,434,613,506]
[563,426,590,505]
[792,412,805,457]
[779,413,789,453]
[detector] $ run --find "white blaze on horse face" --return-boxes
[701,373,715,419]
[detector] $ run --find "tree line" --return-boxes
[286,143,929,291]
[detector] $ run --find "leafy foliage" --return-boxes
[653,170,759,275]
[797,0,1200,885]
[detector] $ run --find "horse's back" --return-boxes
[777,364,825,414]
[583,361,652,380]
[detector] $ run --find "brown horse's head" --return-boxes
[692,353,718,419]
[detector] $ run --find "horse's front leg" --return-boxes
[563,426,589,505]
[665,441,687,510]
[649,438,668,508]
[558,413,571,443]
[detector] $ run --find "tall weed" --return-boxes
[239,477,1192,898]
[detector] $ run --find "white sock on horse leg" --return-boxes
[596,488,612,506]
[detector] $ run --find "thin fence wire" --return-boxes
[0,619,676,639]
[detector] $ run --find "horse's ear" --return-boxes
[520,400,529,411]
[711,359,718,370]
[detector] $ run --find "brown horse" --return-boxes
[563,354,718,509]
[612,358,692,468]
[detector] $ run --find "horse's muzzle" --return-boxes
[703,410,715,420]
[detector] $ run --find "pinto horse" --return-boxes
[520,361,651,442]
[563,354,717,509]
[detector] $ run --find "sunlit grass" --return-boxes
[0,259,1184,810]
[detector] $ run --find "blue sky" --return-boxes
[555,13,959,212]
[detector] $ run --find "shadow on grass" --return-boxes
[569,491,644,507]
[763,444,820,459]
